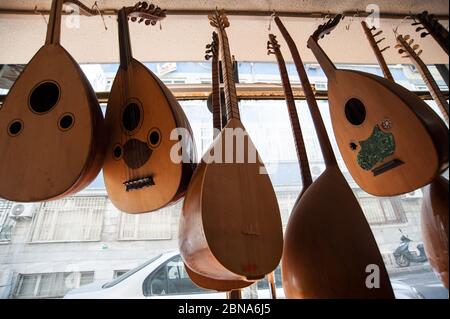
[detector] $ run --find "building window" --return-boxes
[29,196,106,243]
[119,209,172,240]
[0,200,13,242]
[14,271,95,299]
[357,193,407,225]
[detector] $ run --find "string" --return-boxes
[267,11,276,32]
[92,1,108,30]
[393,15,411,36]
[35,6,48,25]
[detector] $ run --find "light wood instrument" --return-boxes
[103,2,197,214]
[183,32,251,293]
[307,15,449,196]
[274,15,395,298]
[179,10,283,282]
[421,176,449,288]
[0,0,105,202]
[412,11,449,55]
[395,34,449,124]
[363,22,449,288]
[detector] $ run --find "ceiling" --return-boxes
[0,0,448,64]
[1,0,449,15]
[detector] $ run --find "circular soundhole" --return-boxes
[8,120,23,136]
[122,103,141,133]
[350,142,358,151]
[345,98,366,126]
[113,144,123,160]
[58,113,74,131]
[148,128,161,148]
[29,81,60,114]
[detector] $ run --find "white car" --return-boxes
[64,251,423,299]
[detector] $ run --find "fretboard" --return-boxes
[217,28,240,122]
[118,8,133,69]
[45,0,63,45]
[212,54,222,136]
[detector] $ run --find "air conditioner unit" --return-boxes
[404,189,423,199]
[9,203,35,221]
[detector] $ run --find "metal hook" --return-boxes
[92,1,107,30]
[345,11,359,30]
[35,5,48,25]
[268,11,276,31]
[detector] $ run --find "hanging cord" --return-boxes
[267,11,276,31]
[393,14,411,37]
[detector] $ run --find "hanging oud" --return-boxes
[0,0,105,202]
[103,2,197,214]
[274,16,394,298]
[179,10,283,282]
[412,11,449,55]
[307,15,449,196]
[394,35,449,289]
[395,34,449,124]
[184,32,252,293]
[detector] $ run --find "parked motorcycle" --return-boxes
[393,230,427,268]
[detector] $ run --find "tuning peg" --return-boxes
[416,27,426,32]
[206,44,212,49]
[401,55,410,58]
[403,35,411,41]
[417,49,423,56]
[205,55,211,60]
[376,37,386,44]
[408,39,414,45]
[141,2,148,9]
[398,49,406,54]
[421,32,430,38]
[412,22,421,26]
[131,17,137,22]
[412,44,420,50]
[373,31,383,37]
[380,46,390,53]
[370,26,376,31]
[394,44,402,49]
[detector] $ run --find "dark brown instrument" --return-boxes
[307,15,448,196]
[395,34,449,124]
[179,10,283,282]
[274,15,395,298]
[412,11,449,55]
[103,2,196,214]
[0,0,105,202]
[421,176,449,289]
[183,32,251,293]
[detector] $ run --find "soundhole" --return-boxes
[148,128,161,148]
[122,103,141,133]
[113,144,123,160]
[58,113,74,131]
[345,98,366,126]
[8,120,23,136]
[350,142,358,151]
[29,81,60,114]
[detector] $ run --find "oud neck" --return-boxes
[45,0,63,45]
[217,28,240,122]
[276,17,337,167]
[414,59,449,124]
[306,36,336,78]
[419,16,449,55]
[212,54,222,136]
[361,22,394,81]
[272,40,313,188]
[118,8,133,69]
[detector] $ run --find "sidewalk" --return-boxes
[388,262,432,276]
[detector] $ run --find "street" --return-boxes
[390,269,449,299]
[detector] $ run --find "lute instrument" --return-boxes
[103,2,197,214]
[412,11,449,55]
[394,35,449,289]
[0,0,105,202]
[183,32,252,294]
[179,10,283,282]
[274,16,395,298]
[363,23,449,288]
[395,34,449,124]
[307,15,449,196]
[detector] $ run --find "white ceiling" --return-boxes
[0,0,448,64]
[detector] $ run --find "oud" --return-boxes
[273,16,394,298]
[412,11,449,55]
[103,2,197,214]
[307,15,448,196]
[0,0,105,202]
[179,10,283,282]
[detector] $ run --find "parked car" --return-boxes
[64,250,423,299]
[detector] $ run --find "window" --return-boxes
[0,200,13,241]
[29,196,106,243]
[119,208,173,240]
[143,255,209,296]
[357,193,408,225]
[14,271,94,299]
[114,270,130,279]
[257,266,283,290]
